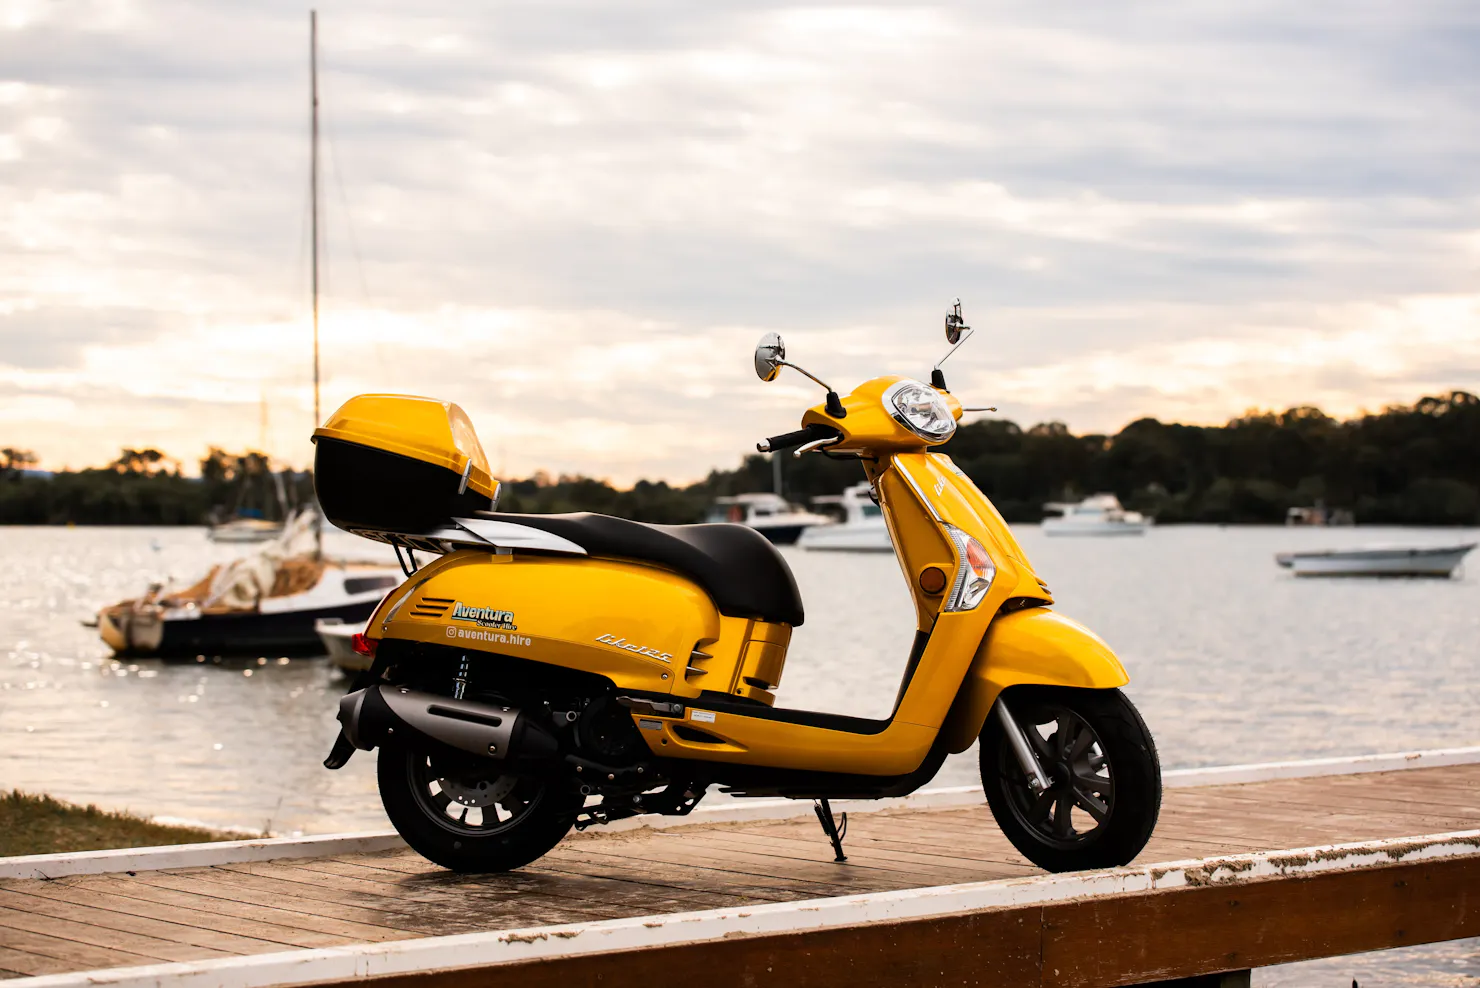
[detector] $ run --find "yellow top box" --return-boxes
[313,394,498,502]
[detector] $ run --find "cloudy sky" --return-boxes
[2,1,1478,482]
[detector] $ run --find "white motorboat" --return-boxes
[799,482,892,552]
[704,493,833,546]
[1275,544,1475,578]
[1041,494,1150,536]
[98,510,403,657]
[316,618,371,672]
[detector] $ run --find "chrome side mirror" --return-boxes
[932,297,975,391]
[754,332,786,382]
[945,298,968,344]
[750,332,847,418]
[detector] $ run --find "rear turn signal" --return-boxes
[350,633,379,657]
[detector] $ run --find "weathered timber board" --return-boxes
[1,762,1477,980]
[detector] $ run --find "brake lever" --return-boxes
[961,406,997,412]
[793,436,842,458]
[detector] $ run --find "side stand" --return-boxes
[814,799,848,862]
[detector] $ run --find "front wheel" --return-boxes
[377,744,583,873]
[980,686,1161,873]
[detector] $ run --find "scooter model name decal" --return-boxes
[450,601,517,630]
[594,634,672,663]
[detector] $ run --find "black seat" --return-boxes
[477,512,805,626]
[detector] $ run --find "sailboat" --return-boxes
[96,12,402,657]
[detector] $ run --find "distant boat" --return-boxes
[1275,544,1475,578]
[315,618,370,673]
[799,483,892,552]
[97,510,402,656]
[1286,502,1355,527]
[704,493,833,546]
[208,517,286,544]
[1042,494,1150,537]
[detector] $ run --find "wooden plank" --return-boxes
[0,925,162,972]
[126,872,433,938]
[79,874,414,943]
[0,946,81,978]
[7,880,356,950]
[0,904,231,964]
[0,889,293,955]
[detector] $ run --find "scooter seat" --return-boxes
[475,511,805,626]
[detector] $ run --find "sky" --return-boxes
[2,0,1478,484]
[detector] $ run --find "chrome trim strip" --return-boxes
[451,517,588,556]
[893,459,943,523]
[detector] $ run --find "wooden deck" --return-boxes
[2,760,1479,985]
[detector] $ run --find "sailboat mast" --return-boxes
[310,10,320,429]
[310,10,323,560]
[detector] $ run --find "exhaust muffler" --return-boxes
[337,686,558,761]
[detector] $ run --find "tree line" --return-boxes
[4,390,1478,526]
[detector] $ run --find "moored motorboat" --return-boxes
[1042,494,1150,536]
[98,511,402,657]
[1274,543,1475,578]
[315,618,371,672]
[799,482,892,552]
[207,517,285,543]
[704,493,833,545]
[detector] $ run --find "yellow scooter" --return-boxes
[317,301,1161,874]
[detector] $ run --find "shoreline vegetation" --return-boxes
[3,390,1478,527]
[0,789,229,857]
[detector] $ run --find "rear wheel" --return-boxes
[980,686,1160,872]
[377,744,582,872]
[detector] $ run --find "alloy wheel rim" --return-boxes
[405,751,544,837]
[1000,705,1115,849]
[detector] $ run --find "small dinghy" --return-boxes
[315,618,371,673]
[1275,543,1476,578]
[98,511,402,656]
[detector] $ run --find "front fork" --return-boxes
[994,695,1053,795]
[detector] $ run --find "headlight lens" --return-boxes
[944,525,996,611]
[885,381,956,441]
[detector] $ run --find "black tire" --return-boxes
[980,686,1161,873]
[377,744,583,873]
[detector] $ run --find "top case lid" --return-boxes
[313,394,498,502]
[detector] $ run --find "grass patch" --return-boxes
[0,790,230,857]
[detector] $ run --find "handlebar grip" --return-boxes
[757,423,842,453]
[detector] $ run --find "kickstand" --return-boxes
[814,798,848,862]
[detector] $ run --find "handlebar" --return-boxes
[756,423,842,453]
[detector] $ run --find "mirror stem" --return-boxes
[779,361,848,418]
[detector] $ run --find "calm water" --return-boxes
[1,524,1477,985]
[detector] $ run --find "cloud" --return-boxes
[1,1,1478,480]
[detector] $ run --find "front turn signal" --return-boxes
[944,525,996,612]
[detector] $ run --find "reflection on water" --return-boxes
[1,524,1477,982]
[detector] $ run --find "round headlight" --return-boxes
[884,380,956,441]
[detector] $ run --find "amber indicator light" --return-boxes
[918,566,948,595]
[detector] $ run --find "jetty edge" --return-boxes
[0,745,1475,987]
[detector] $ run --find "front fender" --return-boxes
[940,607,1129,753]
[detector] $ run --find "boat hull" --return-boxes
[751,524,811,546]
[1278,545,1475,578]
[798,524,893,552]
[109,599,381,658]
[1042,520,1149,537]
[316,620,371,672]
